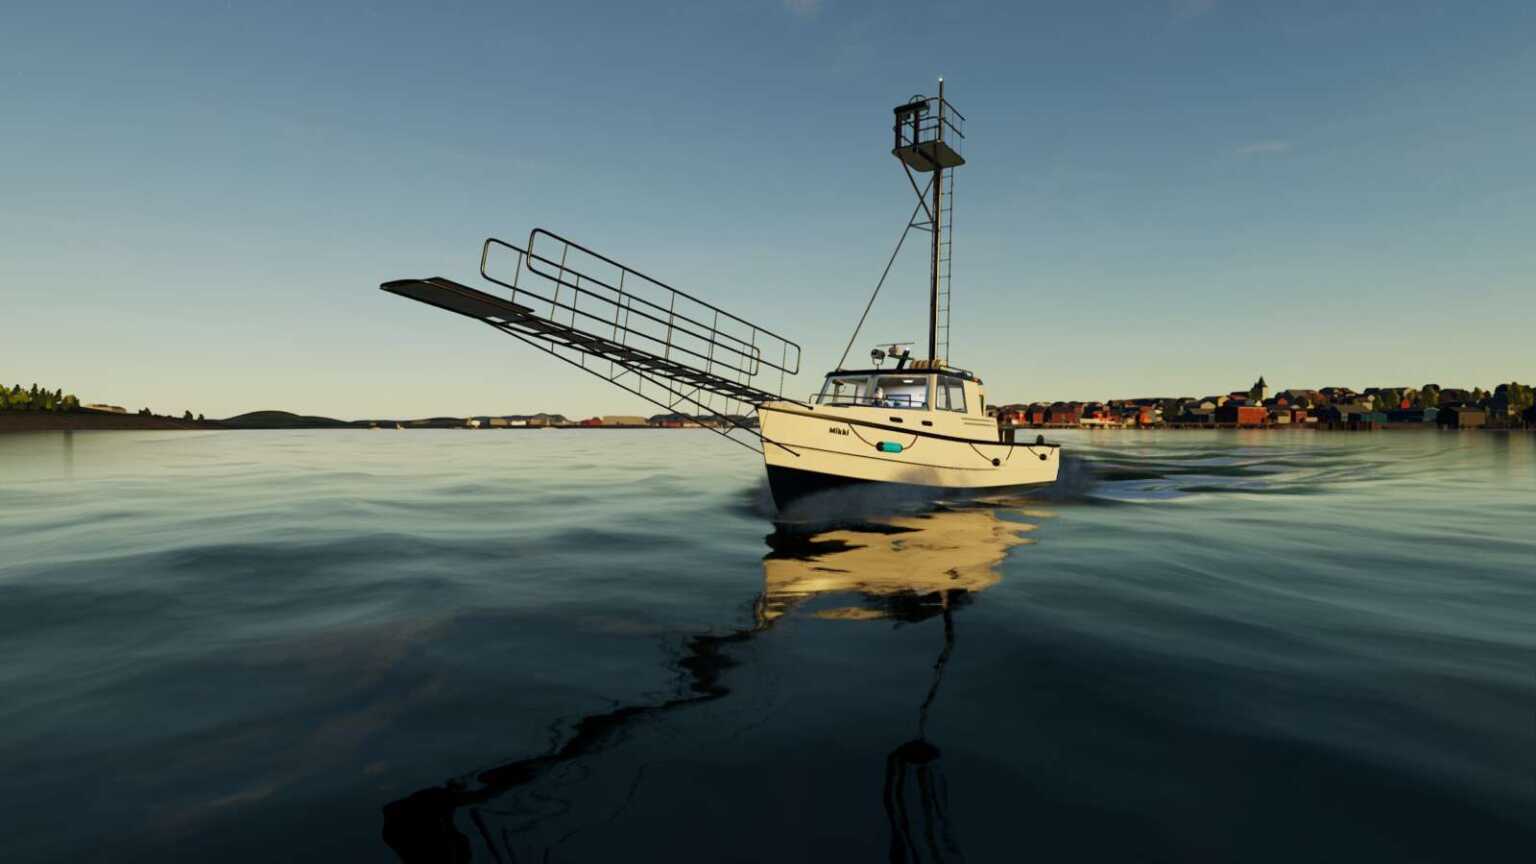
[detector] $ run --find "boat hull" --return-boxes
[765,464,1053,512]
[758,401,1060,512]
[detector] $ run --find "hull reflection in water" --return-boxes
[382,504,1043,863]
[760,504,1038,622]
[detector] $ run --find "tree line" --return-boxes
[1,381,206,420]
[0,383,80,412]
[1268,383,1533,413]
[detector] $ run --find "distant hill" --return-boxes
[217,410,578,429]
[399,416,470,429]
[218,410,362,429]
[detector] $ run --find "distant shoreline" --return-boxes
[0,413,711,433]
[3,412,1527,434]
[0,412,217,432]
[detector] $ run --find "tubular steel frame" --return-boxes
[385,231,805,455]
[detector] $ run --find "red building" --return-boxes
[1045,403,1080,426]
[1215,404,1268,427]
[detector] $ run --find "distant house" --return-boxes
[579,417,603,427]
[1438,406,1486,429]
[1026,403,1050,425]
[1045,402,1079,426]
[83,403,127,414]
[515,413,570,428]
[488,417,509,427]
[1215,405,1267,427]
[1079,402,1111,425]
[601,415,649,427]
[1315,403,1375,425]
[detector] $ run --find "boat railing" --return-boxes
[478,230,800,388]
[892,96,965,159]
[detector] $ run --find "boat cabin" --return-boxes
[813,368,986,417]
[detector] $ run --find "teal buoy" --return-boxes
[877,441,904,453]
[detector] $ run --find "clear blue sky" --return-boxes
[4,1,1533,418]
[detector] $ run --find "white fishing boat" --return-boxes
[757,357,1058,509]
[381,79,1059,514]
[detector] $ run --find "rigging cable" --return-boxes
[835,182,934,371]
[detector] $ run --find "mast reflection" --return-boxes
[766,507,1036,863]
[382,505,1040,863]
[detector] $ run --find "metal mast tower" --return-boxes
[892,78,965,365]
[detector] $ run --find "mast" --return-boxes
[888,81,965,368]
[929,77,944,364]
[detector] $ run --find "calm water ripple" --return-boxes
[1,428,1532,861]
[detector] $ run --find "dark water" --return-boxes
[1,429,1532,862]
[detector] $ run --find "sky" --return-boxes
[3,0,1534,419]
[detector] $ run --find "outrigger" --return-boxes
[381,80,1060,512]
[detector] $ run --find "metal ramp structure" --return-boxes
[382,228,802,453]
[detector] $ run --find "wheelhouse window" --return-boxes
[936,376,967,412]
[817,374,871,406]
[871,375,929,409]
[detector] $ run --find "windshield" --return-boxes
[871,375,929,409]
[936,376,967,412]
[817,375,871,406]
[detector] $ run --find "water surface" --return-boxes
[1,429,1532,861]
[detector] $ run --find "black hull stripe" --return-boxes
[761,405,1061,448]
